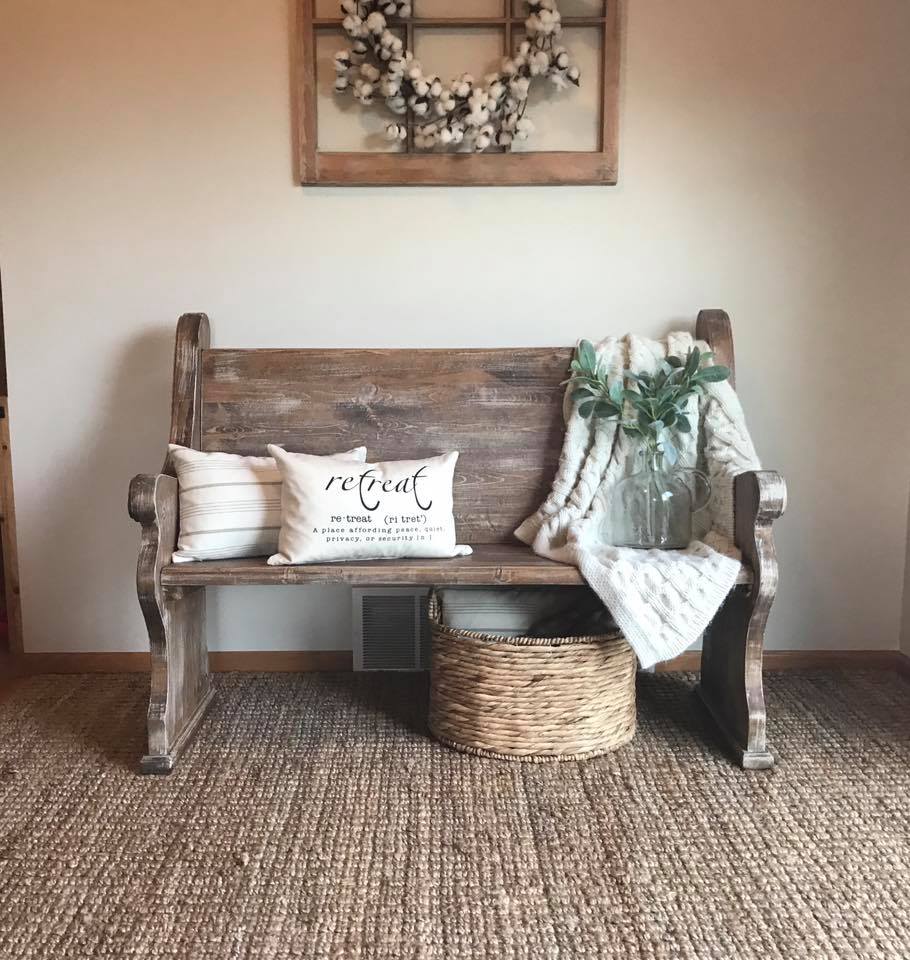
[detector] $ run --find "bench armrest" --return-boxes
[128,473,179,563]
[734,469,786,595]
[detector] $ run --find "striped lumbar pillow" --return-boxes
[169,444,367,563]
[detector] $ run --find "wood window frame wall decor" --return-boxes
[296,1,622,186]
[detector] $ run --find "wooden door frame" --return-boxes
[0,271,23,656]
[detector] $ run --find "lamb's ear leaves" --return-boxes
[578,339,597,372]
[571,387,594,401]
[578,399,596,418]
[608,379,624,406]
[666,355,684,368]
[684,347,700,377]
[676,414,691,433]
[594,400,619,419]
[698,364,731,382]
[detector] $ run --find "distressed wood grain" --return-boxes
[697,470,787,769]
[164,313,209,474]
[128,473,213,774]
[696,309,736,388]
[201,347,573,544]
[161,546,752,589]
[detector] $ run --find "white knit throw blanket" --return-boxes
[515,332,761,668]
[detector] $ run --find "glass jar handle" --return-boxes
[688,469,712,513]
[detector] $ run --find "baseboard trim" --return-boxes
[7,649,908,678]
[657,650,910,674]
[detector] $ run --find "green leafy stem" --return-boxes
[565,341,731,466]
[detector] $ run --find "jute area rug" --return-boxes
[0,670,907,959]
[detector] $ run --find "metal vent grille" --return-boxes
[352,588,431,671]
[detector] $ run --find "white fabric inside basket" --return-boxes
[435,587,616,639]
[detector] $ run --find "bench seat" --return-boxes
[161,543,753,588]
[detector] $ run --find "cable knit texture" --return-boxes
[515,332,761,668]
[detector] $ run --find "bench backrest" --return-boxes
[168,312,734,545]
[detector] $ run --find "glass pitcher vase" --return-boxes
[610,451,711,550]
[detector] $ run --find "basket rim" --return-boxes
[431,624,625,648]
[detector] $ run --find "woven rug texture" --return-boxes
[0,670,907,959]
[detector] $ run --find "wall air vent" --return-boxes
[352,588,431,671]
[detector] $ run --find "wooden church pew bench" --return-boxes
[129,310,785,775]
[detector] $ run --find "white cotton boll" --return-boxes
[334,51,352,72]
[455,81,471,98]
[408,65,423,81]
[334,76,350,93]
[438,127,453,145]
[429,79,443,98]
[380,76,400,97]
[391,36,403,53]
[413,79,429,97]
[496,130,513,148]
[414,133,426,149]
[532,51,550,73]
[382,2,397,14]
[549,71,568,90]
[387,95,407,114]
[412,100,428,116]
[474,133,491,151]
[567,65,580,83]
[360,63,380,81]
[519,41,531,57]
[488,81,505,100]
[501,58,518,77]
[509,77,530,100]
[385,123,401,141]
[365,12,386,34]
[450,125,465,144]
[434,100,447,116]
[555,50,569,69]
[341,0,358,14]
[480,123,495,138]
[343,15,366,37]
[516,116,535,133]
[398,2,412,16]
[502,112,517,131]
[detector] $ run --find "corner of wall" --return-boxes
[901,485,910,656]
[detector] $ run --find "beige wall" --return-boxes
[1,0,909,654]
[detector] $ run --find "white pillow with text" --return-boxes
[267,446,472,565]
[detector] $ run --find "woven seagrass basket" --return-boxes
[427,593,637,762]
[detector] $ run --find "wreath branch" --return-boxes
[333,0,580,152]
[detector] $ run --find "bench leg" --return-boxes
[696,471,786,770]
[130,474,213,775]
[697,586,773,770]
[141,585,213,775]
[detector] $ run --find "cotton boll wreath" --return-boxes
[333,0,580,152]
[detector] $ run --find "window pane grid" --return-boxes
[302,1,621,183]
